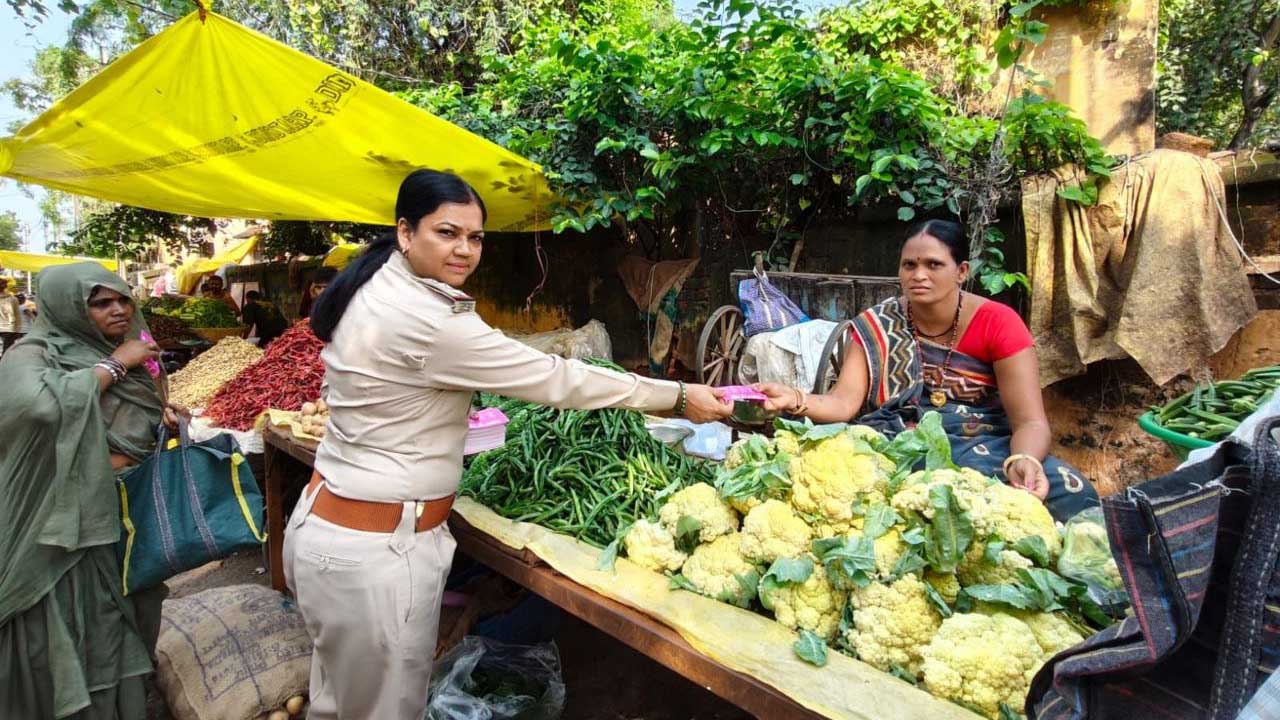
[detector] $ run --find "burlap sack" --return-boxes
[155,585,311,720]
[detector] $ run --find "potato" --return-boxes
[285,695,306,715]
[268,710,289,720]
[301,402,317,417]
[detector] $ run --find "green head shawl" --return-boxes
[0,263,162,624]
[25,262,164,457]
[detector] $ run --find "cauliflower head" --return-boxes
[728,495,764,515]
[760,561,844,639]
[925,570,961,605]
[623,519,688,573]
[920,612,1045,719]
[957,546,1034,587]
[740,499,813,564]
[659,483,739,543]
[844,575,943,673]
[984,481,1061,558]
[791,434,889,523]
[681,533,760,607]
[891,468,994,535]
[773,429,802,457]
[1006,610,1086,658]
[871,528,906,579]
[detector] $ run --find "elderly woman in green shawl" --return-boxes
[0,262,179,720]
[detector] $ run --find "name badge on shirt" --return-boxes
[452,300,476,314]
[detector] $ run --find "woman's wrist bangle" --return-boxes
[1002,454,1043,475]
[674,381,688,417]
[96,359,125,383]
[792,388,808,416]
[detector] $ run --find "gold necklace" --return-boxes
[907,292,963,407]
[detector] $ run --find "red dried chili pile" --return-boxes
[204,320,326,430]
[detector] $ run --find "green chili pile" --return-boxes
[1152,365,1280,441]
[461,361,715,549]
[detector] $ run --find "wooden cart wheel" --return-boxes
[813,320,856,394]
[697,305,746,387]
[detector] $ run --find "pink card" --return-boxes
[717,385,767,402]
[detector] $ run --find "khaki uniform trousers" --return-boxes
[283,483,456,720]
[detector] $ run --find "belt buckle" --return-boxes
[415,501,425,519]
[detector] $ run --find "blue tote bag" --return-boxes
[738,268,808,337]
[116,423,267,594]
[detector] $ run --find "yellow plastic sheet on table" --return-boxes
[175,235,259,294]
[0,11,550,233]
[0,250,118,273]
[451,498,980,720]
[265,409,323,442]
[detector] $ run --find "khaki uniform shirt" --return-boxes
[315,253,680,502]
[0,294,20,333]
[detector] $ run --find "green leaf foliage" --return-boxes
[793,629,829,667]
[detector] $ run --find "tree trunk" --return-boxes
[1229,10,1280,150]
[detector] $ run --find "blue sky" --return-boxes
[1,7,73,253]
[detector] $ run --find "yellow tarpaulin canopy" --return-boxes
[0,11,551,232]
[0,250,118,273]
[176,235,258,294]
[322,240,365,269]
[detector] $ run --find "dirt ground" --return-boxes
[147,550,749,720]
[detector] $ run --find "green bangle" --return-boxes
[675,381,688,417]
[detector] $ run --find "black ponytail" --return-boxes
[904,219,967,266]
[310,169,487,342]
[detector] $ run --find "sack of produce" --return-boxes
[1028,417,1280,720]
[155,585,312,720]
[425,637,565,720]
[506,319,613,361]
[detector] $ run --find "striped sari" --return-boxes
[849,297,1097,521]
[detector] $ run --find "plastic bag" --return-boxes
[506,320,612,361]
[425,637,566,720]
[1057,507,1129,612]
[738,270,808,337]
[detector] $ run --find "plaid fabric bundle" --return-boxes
[1028,418,1280,720]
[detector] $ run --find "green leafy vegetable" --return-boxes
[793,629,829,667]
[813,536,878,590]
[759,557,815,610]
[984,537,1007,565]
[668,573,698,592]
[597,538,620,572]
[861,504,901,540]
[1011,536,1052,567]
[923,485,975,573]
[674,515,703,554]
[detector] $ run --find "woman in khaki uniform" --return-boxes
[283,169,733,719]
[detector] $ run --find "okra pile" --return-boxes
[1151,365,1280,441]
[461,361,715,548]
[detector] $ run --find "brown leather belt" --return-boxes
[306,471,454,533]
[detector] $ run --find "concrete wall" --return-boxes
[1023,0,1159,155]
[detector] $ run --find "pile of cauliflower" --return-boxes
[618,418,1118,720]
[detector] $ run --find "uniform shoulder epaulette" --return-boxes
[422,279,476,314]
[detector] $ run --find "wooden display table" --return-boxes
[260,423,822,719]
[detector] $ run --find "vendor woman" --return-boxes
[755,219,1097,521]
[283,169,733,720]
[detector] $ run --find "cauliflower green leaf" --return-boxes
[1011,536,1052,568]
[813,535,878,590]
[759,556,815,609]
[793,629,829,667]
[923,484,975,574]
